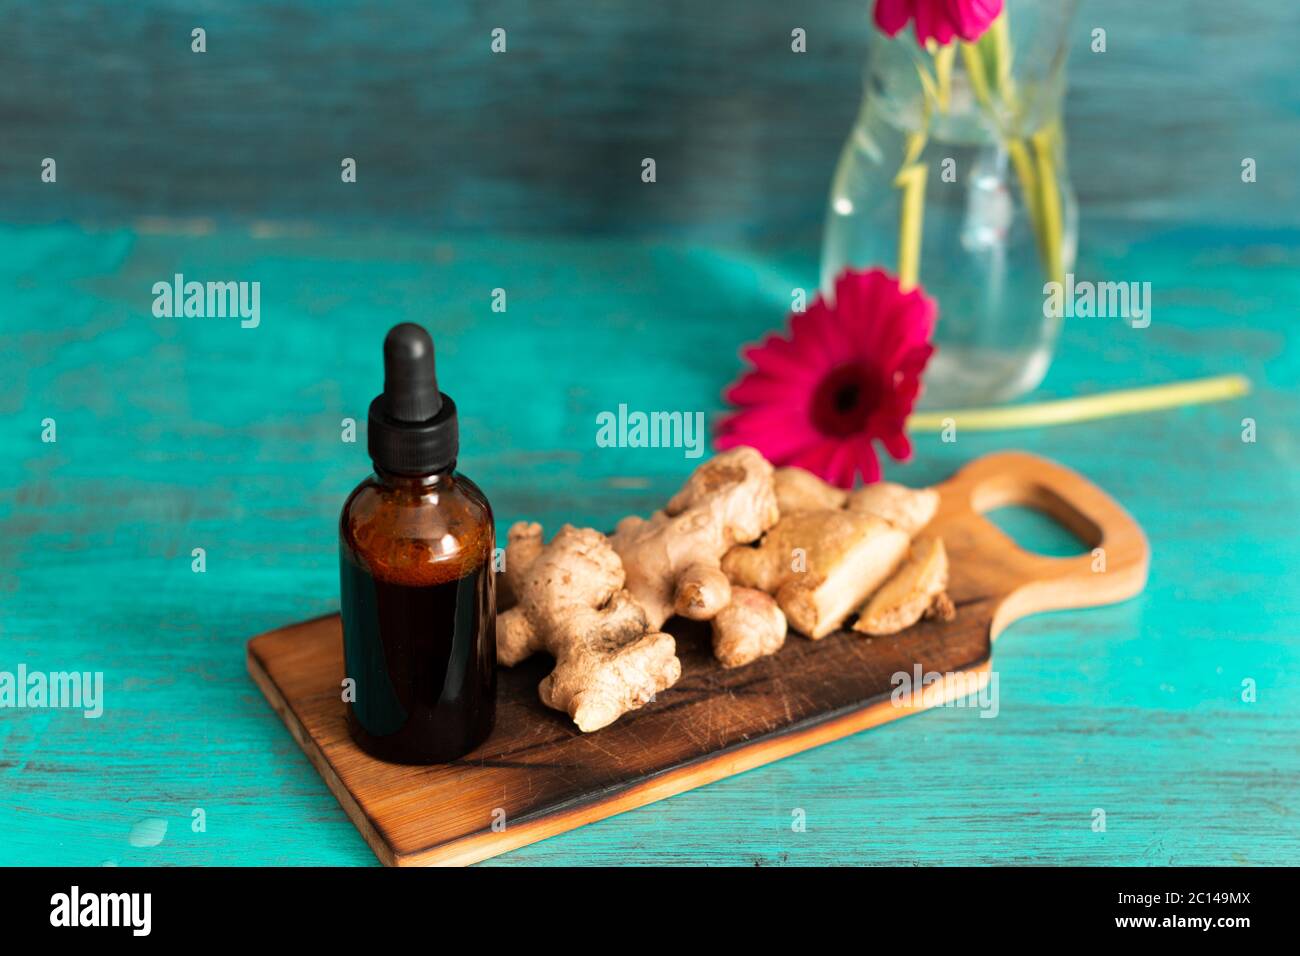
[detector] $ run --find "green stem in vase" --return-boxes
[893,63,935,292]
[893,131,929,292]
[1032,121,1066,284]
[989,11,1015,105]
[960,22,1061,284]
[929,41,956,113]
[1007,138,1044,259]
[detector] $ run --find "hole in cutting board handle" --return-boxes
[981,506,1090,558]
[969,476,1101,558]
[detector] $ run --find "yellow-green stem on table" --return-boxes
[908,374,1251,432]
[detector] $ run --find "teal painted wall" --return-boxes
[3,0,1297,235]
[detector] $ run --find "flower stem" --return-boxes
[931,43,956,113]
[1032,121,1066,284]
[893,148,928,292]
[990,12,1014,103]
[958,40,993,111]
[907,374,1250,432]
[1007,138,1043,258]
[962,31,1061,284]
[893,74,931,293]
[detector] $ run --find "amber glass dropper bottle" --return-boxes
[338,323,496,764]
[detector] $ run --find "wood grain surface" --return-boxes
[247,452,1148,865]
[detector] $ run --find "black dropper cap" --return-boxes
[367,323,458,476]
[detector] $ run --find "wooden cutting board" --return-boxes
[247,451,1148,866]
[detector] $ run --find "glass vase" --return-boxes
[821,1,1078,408]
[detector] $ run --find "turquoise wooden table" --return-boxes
[1,0,1298,865]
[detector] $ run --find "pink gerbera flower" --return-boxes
[874,0,1004,47]
[716,268,936,489]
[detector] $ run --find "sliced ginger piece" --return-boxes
[496,523,681,732]
[711,587,787,668]
[773,466,848,515]
[853,535,952,636]
[722,510,909,639]
[772,466,938,535]
[844,482,939,536]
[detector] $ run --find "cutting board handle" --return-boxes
[937,451,1149,636]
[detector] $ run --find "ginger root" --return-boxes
[493,454,957,729]
[710,587,787,668]
[773,466,848,514]
[496,522,680,732]
[772,466,938,534]
[723,466,954,639]
[845,482,939,536]
[495,520,544,611]
[722,510,909,639]
[611,446,778,630]
[853,535,954,636]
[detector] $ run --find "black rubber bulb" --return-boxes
[382,322,441,423]
[368,322,458,475]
